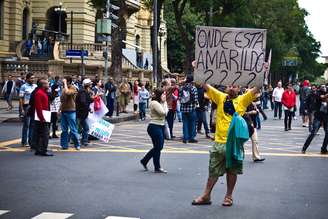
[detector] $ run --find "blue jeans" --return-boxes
[182,110,197,141]
[141,124,165,170]
[60,111,80,149]
[78,118,89,145]
[196,110,209,134]
[139,102,146,120]
[106,97,115,117]
[21,105,34,146]
[166,109,176,137]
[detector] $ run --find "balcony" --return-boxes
[126,0,141,14]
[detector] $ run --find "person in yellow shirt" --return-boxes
[192,84,260,207]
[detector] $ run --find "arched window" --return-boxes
[46,6,67,34]
[22,7,30,40]
[0,0,4,40]
[135,35,142,68]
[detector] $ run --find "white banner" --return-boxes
[194,26,267,87]
[89,119,115,143]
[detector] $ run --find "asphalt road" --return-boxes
[0,110,328,219]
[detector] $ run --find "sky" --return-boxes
[298,0,328,62]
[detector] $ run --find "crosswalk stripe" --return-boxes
[105,217,140,219]
[0,210,10,216]
[31,212,73,219]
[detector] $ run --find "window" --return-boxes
[0,0,4,40]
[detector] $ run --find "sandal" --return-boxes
[191,198,212,205]
[222,196,233,207]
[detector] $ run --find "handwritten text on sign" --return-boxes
[194,26,267,87]
[89,119,115,143]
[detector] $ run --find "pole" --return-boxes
[104,0,111,81]
[81,48,85,77]
[104,40,109,81]
[59,4,62,36]
[70,11,73,64]
[152,0,158,86]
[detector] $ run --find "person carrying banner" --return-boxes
[192,84,259,207]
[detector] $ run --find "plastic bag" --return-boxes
[94,96,101,112]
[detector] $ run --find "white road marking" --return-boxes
[31,212,73,219]
[0,210,10,216]
[105,217,140,219]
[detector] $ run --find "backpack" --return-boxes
[180,86,193,104]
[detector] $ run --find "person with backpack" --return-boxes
[19,73,37,147]
[179,75,199,144]
[302,84,328,154]
[300,80,311,127]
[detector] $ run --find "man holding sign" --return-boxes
[32,78,53,156]
[192,26,266,206]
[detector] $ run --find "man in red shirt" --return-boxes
[281,83,297,131]
[33,78,53,156]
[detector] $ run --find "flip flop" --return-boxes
[222,196,233,207]
[191,199,212,205]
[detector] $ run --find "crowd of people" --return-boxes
[2,70,328,206]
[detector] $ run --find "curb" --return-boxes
[0,114,138,124]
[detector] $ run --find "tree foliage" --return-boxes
[165,0,325,81]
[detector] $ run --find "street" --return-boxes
[0,111,328,219]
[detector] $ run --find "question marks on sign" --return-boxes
[204,69,214,83]
[247,73,257,87]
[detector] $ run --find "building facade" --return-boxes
[0,0,168,72]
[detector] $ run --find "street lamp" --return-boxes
[54,2,66,41]
[158,26,166,80]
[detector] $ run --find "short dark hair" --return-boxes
[152,88,164,103]
[65,76,73,84]
[26,73,34,79]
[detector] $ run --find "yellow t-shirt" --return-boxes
[207,85,255,144]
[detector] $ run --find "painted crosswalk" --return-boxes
[0,210,140,219]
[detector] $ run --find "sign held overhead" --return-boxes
[194,26,267,87]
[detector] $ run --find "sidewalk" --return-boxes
[0,99,138,124]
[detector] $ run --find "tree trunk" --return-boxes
[173,0,193,75]
[110,1,128,83]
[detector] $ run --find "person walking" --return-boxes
[192,84,259,207]
[1,75,16,111]
[140,88,168,173]
[19,73,37,147]
[244,102,265,162]
[302,85,328,154]
[305,85,318,132]
[32,78,53,156]
[195,82,211,139]
[76,79,94,147]
[300,80,311,127]
[138,83,149,121]
[105,77,116,117]
[179,75,199,144]
[60,77,80,150]
[281,83,297,131]
[166,78,179,138]
[133,80,140,113]
[119,78,131,113]
[49,84,60,138]
[272,81,284,119]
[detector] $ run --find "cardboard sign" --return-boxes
[194,26,267,87]
[89,119,115,143]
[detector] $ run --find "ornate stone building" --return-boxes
[0,0,168,80]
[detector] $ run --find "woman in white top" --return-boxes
[140,88,168,173]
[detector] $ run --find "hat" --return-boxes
[82,78,92,86]
[303,80,310,87]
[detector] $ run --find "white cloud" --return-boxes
[298,0,328,58]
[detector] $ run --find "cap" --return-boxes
[82,78,92,86]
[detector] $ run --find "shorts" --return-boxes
[119,94,130,107]
[208,142,243,177]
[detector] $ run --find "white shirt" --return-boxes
[19,83,37,104]
[272,87,284,102]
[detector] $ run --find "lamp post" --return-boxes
[152,0,158,86]
[54,2,66,41]
[158,26,165,80]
